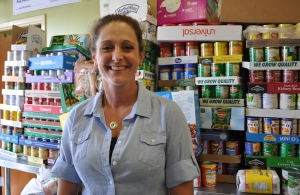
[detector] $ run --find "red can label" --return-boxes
[283,70,298,82]
[200,140,211,154]
[38,98,46,105]
[46,98,54,106]
[266,70,281,82]
[211,141,224,155]
[37,83,44,90]
[31,83,38,90]
[54,98,61,106]
[249,70,264,82]
[44,83,51,90]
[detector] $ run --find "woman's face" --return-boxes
[93,21,144,87]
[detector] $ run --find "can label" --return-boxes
[249,48,264,62]
[230,85,243,99]
[5,67,12,76]
[246,93,262,108]
[225,141,239,155]
[202,86,214,98]
[245,142,261,156]
[198,64,210,77]
[263,118,280,134]
[200,140,211,154]
[201,43,213,57]
[280,143,296,157]
[262,93,278,109]
[281,118,297,135]
[229,41,243,55]
[265,70,281,82]
[249,70,264,82]
[281,46,294,61]
[31,83,38,90]
[288,173,300,195]
[247,117,260,133]
[201,163,217,187]
[225,63,240,76]
[263,142,278,156]
[211,63,225,77]
[31,147,38,157]
[37,83,44,90]
[283,70,298,82]
[214,42,228,56]
[44,83,51,90]
[264,47,280,61]
[215,85,229,98]
[23,145,30,156]
[211,141,224,155]
[12,66,19,76]
[280,94,296,110]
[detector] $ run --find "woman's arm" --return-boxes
[57,178,80,195]
[169,180,194,195]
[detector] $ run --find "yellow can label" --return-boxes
[245,169,274,194]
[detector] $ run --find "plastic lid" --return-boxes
[173,64,184,69]
[186,41,199,46]
[177,23,192,26]
[162,23,177,26]
[173,42,185,46]
[160,65,171,70]
[184,63,197,68]
[160,43,172,47]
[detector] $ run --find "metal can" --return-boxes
[263,142,278,156]
[249,70,264,82]
[5,66,12,76]
[16,96,25,108]
[31,83,38,90]
[226,163,239,175]
[186,41,199,56]
[216,162,227,174]
[38,147,49,159]
[172,64,184,80]
[39,97,46,105]
[10,111,17,121]
[5,82,14,89]
[1,126,8,134]
[18,66,27,77]
[34,70,41,76]
[25,97,33,104]
[246,93,262,108]
[265,70,281,82]
[201,162,217,187]
[283,70,298,82]
[32,97,39,105]
[264,47,280,61]
[16,111,22,122]
[57,69,65,76]
[14,82,25,90]
[12,66,19,76]
[46,98,54,106]
[23,145,31,156]
[37,83,44,90]
[225,63,240,76]
[44,83,51,90]
[245,142,261,156]
[225,141,239,155]
[54,98,61,106]
[200,43,213,57]
[49,149,59,158]
[49,70,57,77]
[280,143,296,157]
[215,85,229,99]
[3,95,10,105]
[173,42,185,57]
[6,142,13,152]
[278,24,294,38]
[214,42,228,56]
[198,64,211,77]
[51,83,60,91]
[247,117,260,133]
[41,70,49,76]
[281,46,295,61]
[31,146,38,157]
[201,86,215,98]
[210,63,225,77]
[211,140,224,155]
[280,94,296,110]
[281,118,297,135]
[13,144,21,153]
[230,85,243,99]
[228,41,243,55]
[262,24,277,39]
[200,140,211,154]
[262,93,278,109]
[2,110,10,120]
[1,141,6,149]
[246,25,262,40]
[264,118,280,134]
[249,48,264,62]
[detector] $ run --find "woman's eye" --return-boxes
[101,46,112,51]
[123,46,133,51]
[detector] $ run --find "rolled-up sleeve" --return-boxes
[51,109,82,183]
[165,103,200,188]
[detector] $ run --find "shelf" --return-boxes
[199,98,244,107]
[246,132,300,144]
[0,104,22,111]
[0,133,20,144]
[245,155,300,168]
[24,127,62,137]
[22,112,60,120]
[135,70,156,80]
[0,119,22,128]
[246,39,300,48]
[2,89,24,96]
[158,79,196,87]
[242,61,300,70]
[5,60,27,67]
[194,183,245,195]
[24,90,60,98]
[19,137,60,150]
[2,75,25,82]
[246,108,300,119]
[248,82,300,94]
[195,76,242,85]
[25,72,74,83]
[23,122,62,131]
[23,104,63,114]
[158,55,198,65]
[199,55,243,64]
[196,154,241,164]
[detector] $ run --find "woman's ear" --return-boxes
[139,50,145,66]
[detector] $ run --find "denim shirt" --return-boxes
[52,82,200,195]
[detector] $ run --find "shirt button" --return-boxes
[123,126,127,130]
[78,137,82,141]
[113,161,117,165]
[118,141,122,144]
[151,139,156,143]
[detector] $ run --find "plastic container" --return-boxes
[186,41,199,56]
[159,65,172,80]
[173,42,185,57]
[172,64,184,80]
[160,43,172,58]
[184,63,197,79]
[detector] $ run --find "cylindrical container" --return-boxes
[159,65,172,80]
[54,98,61,106]
[263,142,278,156]
[41,70,49,76]
[14,82,25,90]
[281,118,297,135]
[160,87,172,91]
[16,111,22,122]
[34,70,41,76]
[216,162,226,174]
[215,85,229,98]
[18,66,27,77]
[173,42,185,57]
[198,64,211,77]
[262,24,277,39]
[49,70,57,77]
[247,117,260,133]
[9,95,16,106]
[262,93,278,109]
[2,110,10,120]
[32,97,39,105]
[211,140,224,155]
[186,41,199,56]
[265,70,281,82]
[25,97,32,104]
[264,47,280,61]
[38,147,49,159]
[12,66,19,76]
[214,42,228,56]
[13,51,21,61]
[246,93,262,108]
[160,43,173,57]
[5,66,12,76]
[201,162,217,187]
[280,143,296,157]
[225,63,240,76]
[46,98,54,106]
[49,149,59,159]
[210,63,225,77]
[184,64,197,79]
[13,144,21,153]
[172,64,184,80]
[282,70,298,82]
[3,94,10,105]
[200,140,211,154]
[5,82,14,90]
[1,126,7,134]
[280,94,296,110]
[20,50,32,61]
[37,83,44,90]
[225,141,239,155]
[31,83,38,90]
[264,117,280,134]
[6,142,13,152]
[226,163,239,175]
[245,142,261,156]
[1,141,6,149]
[201,86,215,98]
[288,171,300,195]
[44,83,51,91]
[7,51,13,61]
[246,25,262,40]
[228,41,243,55]
[281,46,296,61]
[249,70,264,82]
[50,83,60,91]
[7,126,13,135]
[31,146,38,157]
[200,43,213,57]
[230,85,243,99]
[39,98,46,105]
[23,145,30,156]
[278,24,293,38]
[57,69,65,76]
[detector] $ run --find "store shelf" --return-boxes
[196,154,241,164]
[22,112,60,120]
[158,79,196,87]
[24,90,60,98]
[246,39,300,48]
[25,72,74,83]
[0,104,22,111]
[135,70,156,80]
[201,130,230,141]
[0,133,19,144]
[24,127,62,137]
[246,108,300,119]
[199,98,244,107]
[248,82,300,94]
[158,55,198,65]
[2,89,24,96]
[242,61,300,70]
[4,60,27,67]
[194,183,246,195]
[246,132,300,144]
[23,104,63,114]
[23,123,62,131]
[195,76,242,86]
[245,155,300,168]
[2,75,25,82]
[19,137,60,150]
[0,119,22,128]
[199,55,243,64]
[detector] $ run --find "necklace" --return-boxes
[103,91,137,130]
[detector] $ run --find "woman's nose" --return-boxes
[112,47,123,62]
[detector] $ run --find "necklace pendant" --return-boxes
[109,121,118,130]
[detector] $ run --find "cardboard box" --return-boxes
[157,0,219,25]
[11,25,45,52]
[219,0,300,24]
[195,76,241,86]
[157,25,243,42]
[28,55,76,70]
[245,155,300,168]
[246,39,300,48]
[243,61,300,70]
[199,98,244,107]
[246,108,300,119]
[158,55,198,65]
[200,107,245,130]
[248,82,300,94]
[246,133,300,144]
[19,137,60,150]
[25,72,74,83]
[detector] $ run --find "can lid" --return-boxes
[173,42,185,46]
[186,41,199,46]
[160,42,172,47]
[173,64,184,69]
[184,63,197,68]
[177,23,192,26]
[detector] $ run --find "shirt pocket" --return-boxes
[70,131,90,163]
[139,133,166,167]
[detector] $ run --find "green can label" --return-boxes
[288,173,300,195]
[202,85,214,98]
[210,63,224,77]
[230,85,243,99]
[281,46,295,61]
[198,64,211,77]
[249,48,264,62]
[215,85,229,99]
[280,143,296,157]
[225,63,240,76]
[263,142,278,156]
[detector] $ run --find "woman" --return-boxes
[52,14,200,195]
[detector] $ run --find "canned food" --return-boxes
[245,142,261,156]
[200,140,211,154]
[210,63,225,77]
[249,70,264,82]
[16,111,22,122]
[201,162,217,187]
[211,140,224,155]
[198,64,210,77]
[57,69,65,76]
[18,66,27,77]
[262,93,278,109]
[262,24,277,39]
[280,94,296,110]
[6,142,13,152]
[246,25,262,40]
[226,163,239,175]
[16,96,25,108]
[186,41,199,56]
[31,83,38,90]
[230,85,243,99]
[51,83,60,91]
[249,48,264,62]
[10,111,17,121]
[278,24,294,38]
[13,144,21,153]
[1,126,7,134]
[281,118,297,135]
[12,66,19,77]
[288,171,300,194]
[202,86,214,98]
[216,162,226,174]
[265,70,281,82]
[53,98,61,106]
[3,95,10,105]
[14,82,25,90]
[31,146,38,157]
[215,85,229,98]
[2,110,10,120]
[49,149,59,158]
[264,47,280,61]
[184,64,197,79]
[263,142,278,156]
[37,83,44,90]
[173,42,185,57]
[44,83,51,90]
[246,93,262,108]
[25,97,33,104]
[172,64,184,80]
[23,145,30,156]
[247,117,260,133]
[7,51,13,61]
[200,43,213,57]
[228,41,243,55]
[32,97,39,105]
[34,70,41,76]
[39,98,46,105]
[5,82,14,89]
[281,46,295,61]
[5,66,12,76]
[283,70,298,82]
[41,70,49,76]
[263,118,280,134]
[225,63,240,76]
[38,147,49,159]
[214,42,228,56]
[1,141,6,149]
[225,141,239,155]
[46,98,54,106]
[49,70,57,77]
[280,143,296,157]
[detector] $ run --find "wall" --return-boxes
[0,0,100,45]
